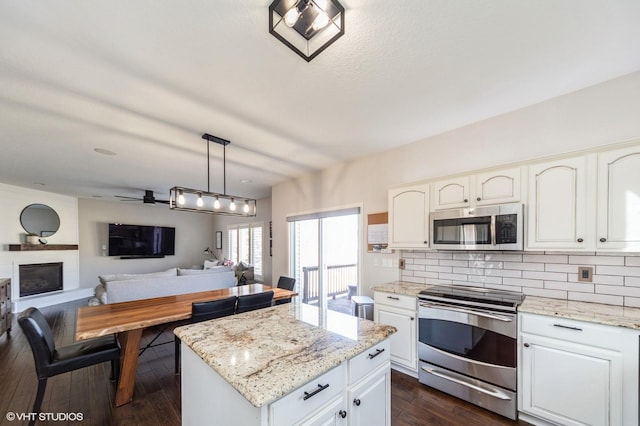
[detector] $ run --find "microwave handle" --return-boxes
[491,215,496,246]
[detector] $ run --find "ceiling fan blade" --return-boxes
[115,195,142,201]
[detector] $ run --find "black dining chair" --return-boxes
[236,291,274,314]
[275,276,296,305]
[18,307,121,426]
[175,296,237,374]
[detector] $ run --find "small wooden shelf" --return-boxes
[9,244,78,251]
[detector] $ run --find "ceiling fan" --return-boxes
[115,190,169,205]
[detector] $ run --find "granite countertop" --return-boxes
[174,303,396,407]
[373,281,640,330]
[519,296,640,330]
[370,281,431,296]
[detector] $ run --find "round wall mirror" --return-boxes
[20,204,61,237]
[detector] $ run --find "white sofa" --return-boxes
[93,267,236,304]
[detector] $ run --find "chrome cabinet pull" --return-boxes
[303,383,329,400]
[368,348,385,359]
[387,296,400,300]
[339,410,347,418]
[524,343,530,348]
[577,238,584,243]
[600,237,607,242]
[353,398,361,406]
[553,323,582,331]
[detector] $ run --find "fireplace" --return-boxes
[19,262,63,297]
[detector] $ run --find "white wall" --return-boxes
[272,71,640,296]
[0,183,81,309]
[211,197,273,283]
[78,198,216,287]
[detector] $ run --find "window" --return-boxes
[227,222,263,279]
[288,207,360,316]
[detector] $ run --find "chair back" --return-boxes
[191,297,237,323]
[277,276,296,291]
[18,308,56,376]
[236,291,274,314]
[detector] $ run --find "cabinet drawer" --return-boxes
[349,339,390,385]
[520,313,623,351]
[270,363,345,426]
[374,292,416,311]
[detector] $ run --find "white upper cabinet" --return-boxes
[474,167,521,206]
[388,183,430,249]
[432,168,522,210]
[431,176,470,210]
[527,156,593,250]
[597,146,640,251]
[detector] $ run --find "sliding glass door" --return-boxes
[289,208,360,317]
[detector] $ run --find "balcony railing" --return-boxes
[301,263,357,303]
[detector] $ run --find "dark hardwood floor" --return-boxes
[0,299,528,425]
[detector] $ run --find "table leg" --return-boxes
[115,328,143,407]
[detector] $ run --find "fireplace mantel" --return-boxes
[9,244,78,251]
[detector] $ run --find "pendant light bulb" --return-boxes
[230,198,236,211]
[243,201,250,213]
[213,196,220,209]
[312,11,330,30]
[284,8,300,27]
[177,190,185,205]
[197,193,203,207]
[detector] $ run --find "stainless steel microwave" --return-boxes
[430,203,523,250]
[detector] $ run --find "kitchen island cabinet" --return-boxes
[176,304,395,426]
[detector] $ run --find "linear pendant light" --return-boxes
[169,133,257,216]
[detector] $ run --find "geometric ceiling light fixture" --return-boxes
[269,0,345,62]
[169,133,257,217]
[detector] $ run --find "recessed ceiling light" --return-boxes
[94,148,117,156]
[240,179,252,184]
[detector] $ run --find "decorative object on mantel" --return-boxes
[26,233,39,245]
[9,244,78,251]
[169,133,257,216]
[268,0,345,62]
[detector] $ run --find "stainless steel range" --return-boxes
[417,285,525,420]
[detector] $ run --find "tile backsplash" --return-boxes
[400,250,640,307]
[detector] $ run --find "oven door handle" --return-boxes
[421,367,512,401]
[419,302,513,322]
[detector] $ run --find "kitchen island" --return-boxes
[175,303,396,426]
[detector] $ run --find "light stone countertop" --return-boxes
[370,281,431,296]
[519,296,640,330]
[174,303,396,407]
[372,281,640,330]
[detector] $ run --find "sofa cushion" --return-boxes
[99,268,177,285]
[177,266,232,276]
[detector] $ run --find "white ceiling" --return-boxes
[1,0,639,203]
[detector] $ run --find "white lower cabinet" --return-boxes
[373,292,417,375]
[181,340,391,426]
[347,365,390,426]
[518,313,639,426]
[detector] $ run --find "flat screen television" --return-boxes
[108,223,175,257]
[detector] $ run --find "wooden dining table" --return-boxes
[75,284,297,407]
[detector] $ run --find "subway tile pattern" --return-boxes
[400,250,640,307]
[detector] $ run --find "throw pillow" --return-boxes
[204,259,221,269]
